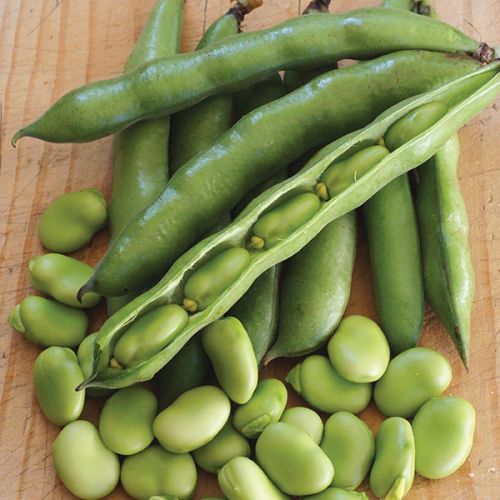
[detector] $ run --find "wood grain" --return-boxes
[0,1,499,498]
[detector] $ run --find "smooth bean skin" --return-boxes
[193,422,251,474]
[153,385,230,453]
[318,146,389,199]
[219,457,289,500]
[374,347,452,418]
[250,192,321,249]
[113,304,188,367]
[384,101,448,150]
[327,315,390,383]
[306,488,368,500]
[233,378,287,438]
[99,387,157,455]
[29,253,101,308]
[121,444,197,500]
[53,420,120,500]
[256,422,334,495]
[412,396,475,479]
[82,51,485,297]
[202,317,258,404]
[34,347,84,425]
[149,496,179,500]
[281,406,324,444]
[8,295,87,348]
[39,189,107,253]
[286,355,371,414]
[267,213,356,361]
[183,248,251,312]
[320,412,375,490]
[369,417,415,499]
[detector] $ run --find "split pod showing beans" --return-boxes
[82,66,500,389]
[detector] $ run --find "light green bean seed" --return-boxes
[53,420,120,500]
[29,253,101,308]
[99,386,157,455]
[183,247,251,312]
[113,304,188,367]
[256,422,334,496]
[327,315,390,383]
[153,385,230,453]
[121,444,197,500]
[9,295,88,348]
[39,188,107,253]
[369,417,415,499]
[281,406,324,444]
[286,355,371,414]
[249,192,321,249]
[320,412,375,490]
[412,396,475,479]
[34,347,85,425]
[374,347,452,417]
[148,496,179,500]
[202,317,258,404]
[306,488,368,499]
[218,457,289,500]
[193,421,251,474]
[233,378,287,438]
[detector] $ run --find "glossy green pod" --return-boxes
[8,295,87,347]
[327,315,390,383]
[249,192,321,249]
[384,101,448,151]
[121,444,197,500]
[233,378,288,438]
[155,336,211,409]
[306,488,368,499]
[369,417,415,499]
[256,422,334,496]
[281,406,324,444]
[374,347,452,418]
[412,396,475,479]
[113,304,188,367]
[53,420,120,500]
[317,146,390,199]
[415,134,474,367]
[362,174,424,354]
[218,456,289,500]
[286,355,371,414]
[29,253,101,308]
[99,387,157,455]
[153,385,230,453]
[34,347,85,426]
[202,317,258,404]
[266,213,356,361]
[183,248,251,312]
[39,189,107,253]
[320,412,375,490]
[193,422,251,474]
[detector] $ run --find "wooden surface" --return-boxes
[1,0,499,498]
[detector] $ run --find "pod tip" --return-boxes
[11,130,24,147]
[473,43,495,64]
[77,278,95,303]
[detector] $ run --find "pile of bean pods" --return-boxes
[10,0,500,498]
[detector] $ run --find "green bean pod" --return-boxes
[39,189,107,253]
[34,347,85,425]
[81,51,489,297]
[30,253,101,308]
[202,317,258,404]
[15,9,483,144]
[9,296,88,348]
[415,134,474,367]
[107,0,183,314]
[266,212,356,361]
[80,64,500,389]
[369,417,415,499]
[320,412,375,490]
[306,488,368,500]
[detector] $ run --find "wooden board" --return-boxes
[0,0,499,498]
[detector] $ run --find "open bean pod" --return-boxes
[81,63,500,390]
